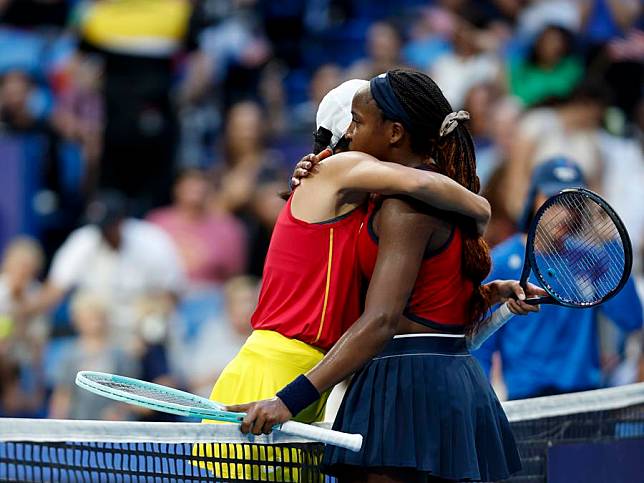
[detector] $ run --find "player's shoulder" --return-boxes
[377,196,448,239]
[382,195,452,227]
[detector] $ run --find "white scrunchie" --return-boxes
[439,110,470,137]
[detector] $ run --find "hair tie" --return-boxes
[439,110,470,137]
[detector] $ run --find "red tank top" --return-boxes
[358,199,473,333]
[251,196,366,350]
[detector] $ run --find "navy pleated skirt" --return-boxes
[322,334,521,482]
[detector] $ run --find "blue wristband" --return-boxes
[276,375,320,417]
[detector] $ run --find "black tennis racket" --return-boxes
[469,188,632,350]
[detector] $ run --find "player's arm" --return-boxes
[301,151,490,234]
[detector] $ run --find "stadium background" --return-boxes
[0,0,642,429]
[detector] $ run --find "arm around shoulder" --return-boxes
[323,152,490,232]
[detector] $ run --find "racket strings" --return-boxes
[536,199,623,301]
[540,204,623,298]
[84,375,215,410]
[532,193,626,305]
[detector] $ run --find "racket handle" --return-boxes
[467,303,515,351]
[278,420,363,452]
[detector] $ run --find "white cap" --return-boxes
[316,79,369,148]
[518,1,580,37]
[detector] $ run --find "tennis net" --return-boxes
[1,383,643,482]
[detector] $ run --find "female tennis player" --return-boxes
[232,70,543,482]
[206,78,493,425]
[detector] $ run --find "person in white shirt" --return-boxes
[18,191,185,344]
[430,14,501,109]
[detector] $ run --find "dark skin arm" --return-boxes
[227,198,433,434]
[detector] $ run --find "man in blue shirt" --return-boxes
[474,158,643,399]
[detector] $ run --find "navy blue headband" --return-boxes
[369,73,413,128]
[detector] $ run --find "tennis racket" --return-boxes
[75,371,362,452]
[468,188,632,350]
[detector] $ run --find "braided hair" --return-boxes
[386,68,492,330]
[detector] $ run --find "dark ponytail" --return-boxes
[387,69,492,330]
[279,126,335,201]
[313,126,333,155]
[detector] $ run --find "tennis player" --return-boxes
[206,78,493,425]
[233,70,543,482]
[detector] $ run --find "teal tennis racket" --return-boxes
[76,371,362,452]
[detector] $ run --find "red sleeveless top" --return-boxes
[358,199,473,333]
[251,196,366,350]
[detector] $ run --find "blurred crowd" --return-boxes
[0,0,642,420]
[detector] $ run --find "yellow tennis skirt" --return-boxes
[207,329,328,422]
[195,330,330,481]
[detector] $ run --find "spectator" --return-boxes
[462,82,502,189]
[212,101,287,275]
[1,237,45,327]
[49,290,139,420]
[51,54,104,191]
[0,69,51,132]
[403,7,454,71]
[213,101,283,209]
[480,96,524,247]
[147,168,247,289]
[171,275,257,397]
[516,0,580,39]
[73,0,193,214]
[0,237,47,417]
[430,12,501,108]
[474,158,643,399]
[502,80,610,220]
[508,24,584,107]
[290,63,342,136]
[348,22,405,80]
[18,191,185,346]
[0,237,48,364]
[580,0,642,122]
[580,0,641,49]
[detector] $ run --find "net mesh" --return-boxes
[532,191,627,305]
[0,421,325,482]
[1,383,643,483]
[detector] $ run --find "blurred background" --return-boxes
[0,0,641,421]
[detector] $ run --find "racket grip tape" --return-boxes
[277,420,363,452]
[467,303,514,351]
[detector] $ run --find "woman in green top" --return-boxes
[509,25,583,107]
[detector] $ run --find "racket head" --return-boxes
[75,371,243,423]
[525,188,632,308]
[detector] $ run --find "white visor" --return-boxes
[315,79,369,148]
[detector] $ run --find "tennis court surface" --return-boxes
[1,383,643,482]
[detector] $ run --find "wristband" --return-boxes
[276,375,320,417]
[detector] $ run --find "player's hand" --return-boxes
[490,280,547,315]
[226,397,293,436]
[290,148,332,189]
